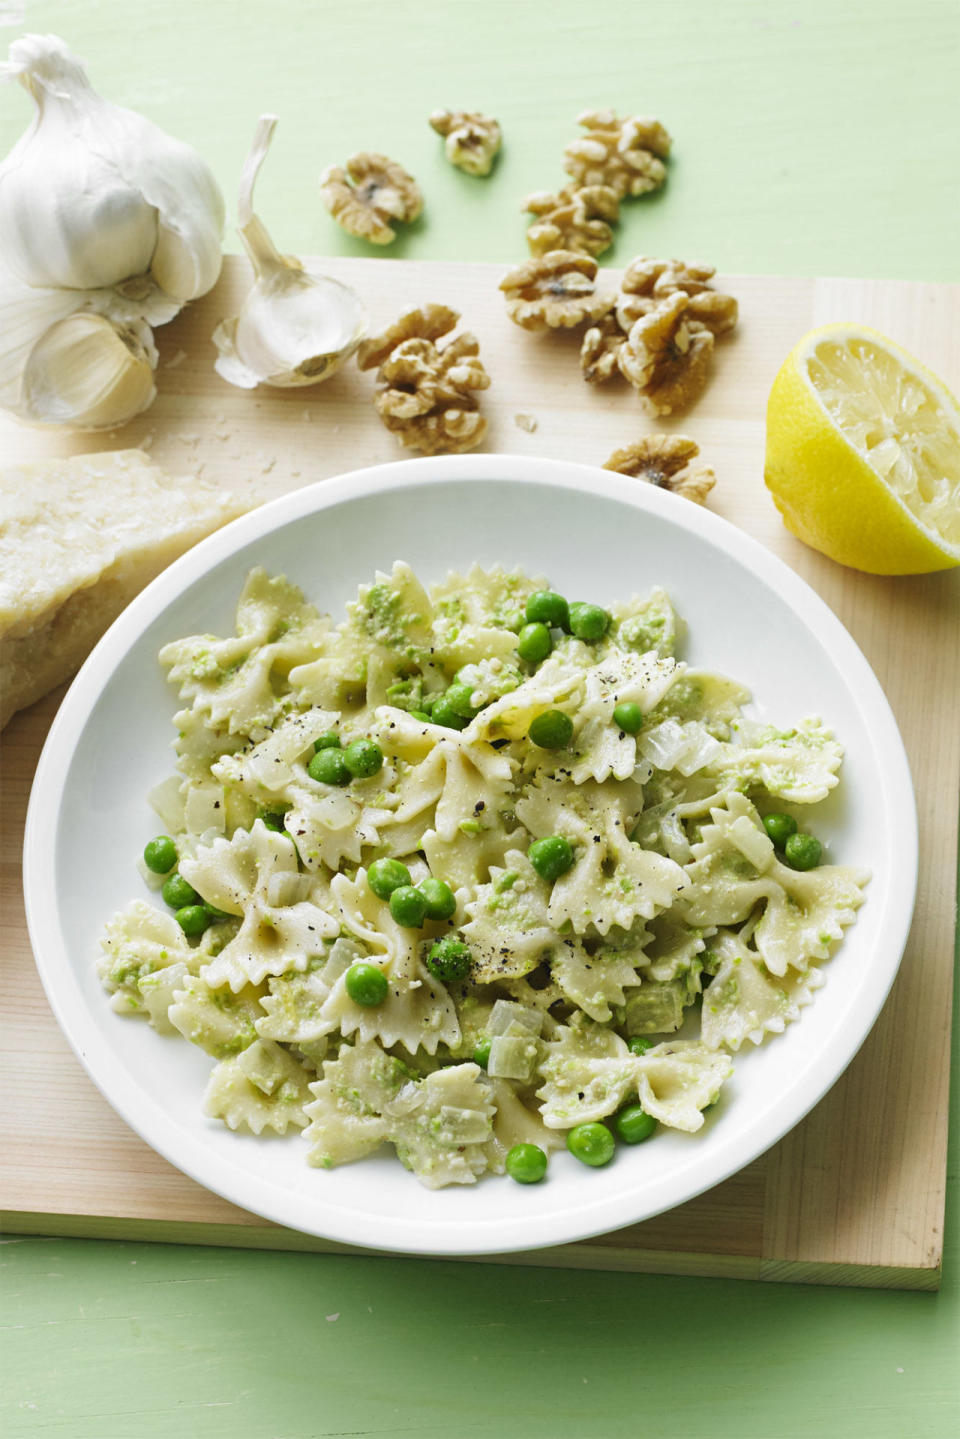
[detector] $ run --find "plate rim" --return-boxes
[23,453,918,1255]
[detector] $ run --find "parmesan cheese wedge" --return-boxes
[0,449,245,728]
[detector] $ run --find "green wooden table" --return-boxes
[2,2,958,1435]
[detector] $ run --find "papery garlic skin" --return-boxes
[213,115,366,391]
[0,34,224,316]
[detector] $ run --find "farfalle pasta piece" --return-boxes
[706,717,844,804]
[633,1040,732,1132]
[160,569,330,737]
[461,853,554,983]
[97,899,199,1017]
[700,927,824,1052]
[681,793,869,975]
[607,587,684,659]
[517,777,687,935]
[467,652,585,743]
[315,870,460,1054]
[484,1079,565,1173]
[168,973,264,1058]
[569,649,685,784]
[385,1063,495,1188]
[255,947,360,1052]
[212,707,339,801]
[645,670,751,736]
[638,909,714,983]
[203,1039,313,1134]
[180,821,339,992]
[304,1039,409,1167]
[536,1019,640,1127]
[549,932,644,1023]
[429,565,536,669]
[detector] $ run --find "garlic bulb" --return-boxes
[213,115,367,389]
[0,34,224,322]
[0,33,223,430]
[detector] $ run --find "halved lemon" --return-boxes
[764,323,960,574]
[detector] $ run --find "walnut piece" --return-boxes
[580,310,627,384]
[563,108,671,199]
[500,251,614,331]
[356,303,459,371]
[618,292,714,415]
[603,434,716,504]
[319,152,423,244]
[523,184,620,258]
[617,257,738,336]
[358,306,490,455]
[429,109,501,176]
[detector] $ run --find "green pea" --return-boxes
[342,738,384,778]
[505,1143,548,1185]
[175,904,212,937]
[517,622,552,665]
[426,937,473,983]
[256,808,286,833]
[307,747,351,785]
[784,832,822,870]
[566,1122,615,1168]
[389,885,428,928]
[528,709,574,750]
[612,1103,657,1145]
[527,835,575,883]
[444,681,480,719]
[430,695,469,730]
[313,731,341,752]
[502,609,526,633]
[418,876,457,920]
[612,702,643,734]
[143,835,177,875]
[162,872,200,910]
[525,590,570,631]
[473,1037,492,1069]
[409,709,433,723]
[568,602,610,642]
[345,962,388,1007]
[367,857,412,900]
[763,812,798,847]
[418,693,437,714]
[627,1035,653,1056]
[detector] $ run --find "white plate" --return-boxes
[24,455,916,1256]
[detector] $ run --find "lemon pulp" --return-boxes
[807,335,960,549]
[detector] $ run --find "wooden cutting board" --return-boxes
[1,258,958,1288]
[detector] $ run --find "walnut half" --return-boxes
[564,108,671,199]
[617,257,739,336]
[429,109,501,176]
[500,251,614,331]
[618,292,714,416]
[603,434,716,504]
[523,184,620,259]
[320,152,423,244]
[357,305,490,455]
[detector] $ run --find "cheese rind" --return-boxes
[0,449,245,727]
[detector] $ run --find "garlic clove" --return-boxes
[214,270,368,389]
[22,311,157,430]
[212,115,367,390]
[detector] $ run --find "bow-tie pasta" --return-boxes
[98,563,868,1186]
